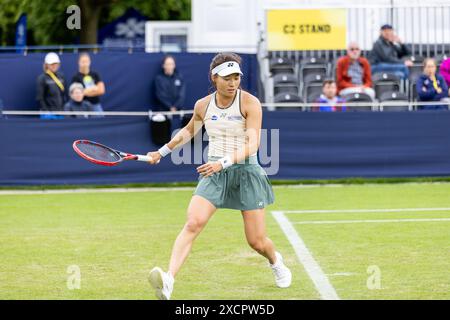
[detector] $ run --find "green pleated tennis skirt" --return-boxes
[193,155,275,211]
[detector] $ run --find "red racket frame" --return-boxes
[73,140,144,166]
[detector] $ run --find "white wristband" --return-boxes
[158,144,172,157]
[218,156,233,169]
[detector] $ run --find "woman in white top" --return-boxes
[146,52,291,300]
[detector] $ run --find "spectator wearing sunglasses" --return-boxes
[336,42,375,100]
[369,24,412,79]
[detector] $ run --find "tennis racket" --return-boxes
[73,140,156,166]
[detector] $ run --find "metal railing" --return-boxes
[2,101,449,117]
[0,44,257,55]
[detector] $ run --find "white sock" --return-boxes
[270,255,281,268]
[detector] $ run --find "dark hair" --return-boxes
[322,79,336,87]
[162,55,176,65]
[209,52,242,87]
[78,52,90,62]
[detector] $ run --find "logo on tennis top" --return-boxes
[211,115,218,120]
[227,115,242,121]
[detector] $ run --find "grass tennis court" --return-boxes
[1,183,449,299]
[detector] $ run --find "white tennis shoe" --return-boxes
[270,252,292,288]
[149,267,174,300]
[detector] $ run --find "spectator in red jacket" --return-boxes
[336,42,375,100]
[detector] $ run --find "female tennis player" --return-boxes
[146,52,291,300]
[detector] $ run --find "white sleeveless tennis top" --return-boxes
[203,90,256,158]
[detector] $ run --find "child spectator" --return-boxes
[36,52,67,119]
[314,79,346,112]
[64,83,95,118]
[416,58,449,110]
[336,42,375,99]
[71,52,105,114]
[369,24,413,79]
[154,55,186,112]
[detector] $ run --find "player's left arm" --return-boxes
[197,93,262,177]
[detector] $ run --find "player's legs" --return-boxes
[241,208,277,264]
[241,208,292,288]
[168,195,217,277]
[149,195,216,299]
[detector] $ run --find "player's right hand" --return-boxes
[147,151,162,164]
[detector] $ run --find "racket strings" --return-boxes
[77,143,121,162]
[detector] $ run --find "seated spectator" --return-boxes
[439,56,450,96]
[64,83,95,118]
[313,79,346,112]
[154,55,186,112]
[416,58,449,110]
[369,24,413,80]
[36,52,66,119]
[71,52,105,115]
[336,41,375,99]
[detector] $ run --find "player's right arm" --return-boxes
[146,96,209,164]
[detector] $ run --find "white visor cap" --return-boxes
[211,61,243,77]
[45,52,61,65]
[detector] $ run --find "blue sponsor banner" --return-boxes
[98,8,147,47]
[1,112,450,185]
[15,14,27,53]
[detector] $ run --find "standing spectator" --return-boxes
[369,24,413,80]
[313,79,346,112]
[36,52,67,119]
[336,41,375,99]
[71,52,105,114]
[64,83,95,118]
[154,55,186,112]
[416,58,449,110]
[439,56,450,96]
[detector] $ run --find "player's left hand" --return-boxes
[197,161,223,177]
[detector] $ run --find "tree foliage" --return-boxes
[0,0,191,46]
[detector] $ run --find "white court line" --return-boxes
[271,211,340,300]
[293,218,450,225]
[283,207,450,214]
[0,187,195,195]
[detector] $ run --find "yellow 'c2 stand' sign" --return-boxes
[266,9,347,50]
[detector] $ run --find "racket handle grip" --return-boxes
[136,154,160,164]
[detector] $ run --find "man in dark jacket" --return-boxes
[153,55,186,112]
[369,24,413,79]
